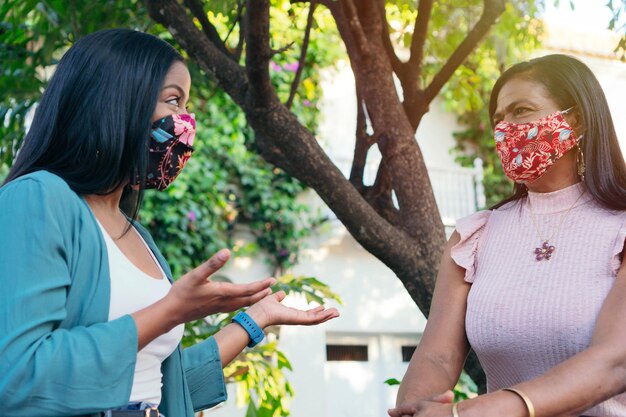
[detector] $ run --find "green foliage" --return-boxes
[0,0,153,165]
[271,273,343,305]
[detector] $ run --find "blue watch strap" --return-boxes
[232,311,264,347]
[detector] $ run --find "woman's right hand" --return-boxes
[388,391,455,417]
[164,249,275,324]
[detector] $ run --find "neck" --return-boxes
[83,186,125,217]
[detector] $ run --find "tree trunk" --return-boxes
[144,0,508,391]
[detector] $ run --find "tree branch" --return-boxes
[368,159,400,226]
[234,6,246,62]
[407,0,433,78]
[349,95,375,189]
[183,0,233,60]
[324,0,362,69]
[271,42,295,56]
[423,0,505,104]
[245,0,276,106]
[377,0,404,76]
[224,0,244,44]
[340,0,371,57]
[286,1,317,109]
[145,0,249,106]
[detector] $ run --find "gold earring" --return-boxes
[576,144,586,181]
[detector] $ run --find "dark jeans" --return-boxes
[102,402,164,417]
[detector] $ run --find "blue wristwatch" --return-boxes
[232,311,264,347]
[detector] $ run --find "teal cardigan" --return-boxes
[0,171,227,417]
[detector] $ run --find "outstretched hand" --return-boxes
[166,249,275,324]
[388,390,455,417]
[246,290,340,328]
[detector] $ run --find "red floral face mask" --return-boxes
[145,113,196,191]
[494,108,579,183]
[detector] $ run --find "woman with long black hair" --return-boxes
[390,54,626,417]
[0,29,338,417]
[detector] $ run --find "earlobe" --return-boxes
[570,110,584,134]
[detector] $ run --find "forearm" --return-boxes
[131,296,180,350]
[460,345,626,417]
[213,306,269,367]
[397,347,467,405]
[212,323,256,366]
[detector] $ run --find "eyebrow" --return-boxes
[492,99,537,122]
[162,84,186,99]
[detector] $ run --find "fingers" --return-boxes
[238,286,273,307]
[273,290,287,302]
[298,306,340,325]
[219,277,276,298]
[217,280,276,312]
[388,405,416,417]
[188,249,231,282]
[429,390,454,404]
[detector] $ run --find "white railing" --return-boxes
[331,157,485,228]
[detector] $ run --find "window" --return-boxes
[401,345,417,362]
[326,344,369,361]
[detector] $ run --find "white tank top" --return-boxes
[97,221,184,406]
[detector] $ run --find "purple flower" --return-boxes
[303,99,311,107]
[270,61,282,72]
[278,249,290,258]
[187,210,197,222]
[283,62,299,72]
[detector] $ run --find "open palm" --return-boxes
[246,291,340,328]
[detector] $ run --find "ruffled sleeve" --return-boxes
[450,210,491,283]
[611,215,626,275]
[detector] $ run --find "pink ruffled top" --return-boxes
[451,183,626,416]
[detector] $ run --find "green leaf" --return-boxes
[384,378,401,386]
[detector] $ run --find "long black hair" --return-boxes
[489,54,626,211]
[4,28,184,219]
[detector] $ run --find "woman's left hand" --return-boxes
[388,390,455,417]
[245,291,340,328]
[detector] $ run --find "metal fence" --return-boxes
[331,157,485,229]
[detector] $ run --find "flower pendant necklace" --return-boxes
[528,190,586,261]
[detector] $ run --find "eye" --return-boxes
[513,106,531,116]
[166,96,182,107]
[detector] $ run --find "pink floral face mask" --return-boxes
[494,108,580,183]
[145,113,196,191]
